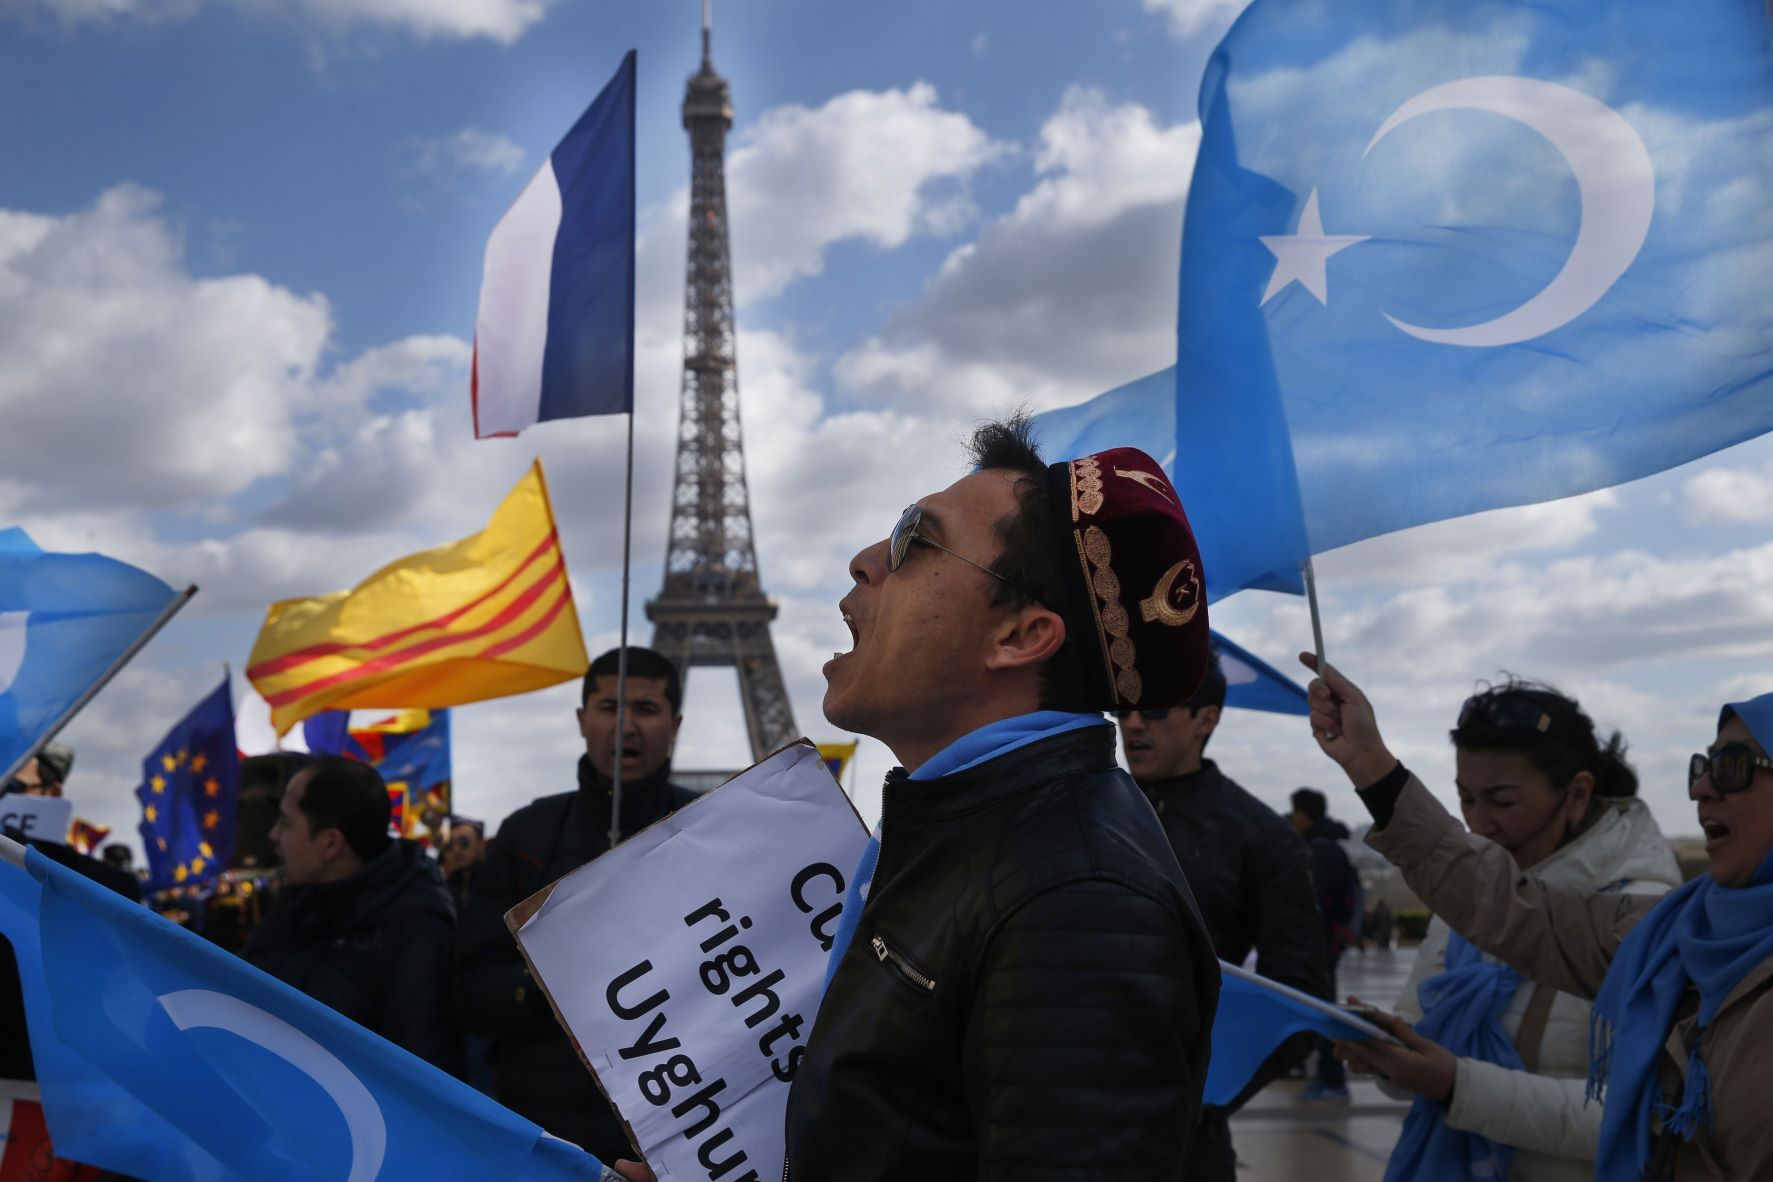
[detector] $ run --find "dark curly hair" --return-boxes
[1451,676,1637,799]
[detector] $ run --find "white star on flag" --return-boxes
[1258,188,1369,306]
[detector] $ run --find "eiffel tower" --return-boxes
[647,9,798,759]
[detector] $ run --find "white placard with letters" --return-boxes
[0,795,71,846]
[510,742,869,1180]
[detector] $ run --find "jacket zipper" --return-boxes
[870,933,936,992]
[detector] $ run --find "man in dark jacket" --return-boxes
[244,756,457,1072]
[456,646,695,1162]
[764,419,1218,1180]
[1290,786,1359,1101]
[1120,650,1329,1179]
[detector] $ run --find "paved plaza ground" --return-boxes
[1226,946,1416,1181]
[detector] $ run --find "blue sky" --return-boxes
[4,0,1770,854]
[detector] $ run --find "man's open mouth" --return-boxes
[833,608,858,661]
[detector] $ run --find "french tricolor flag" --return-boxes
[473,50,636,438]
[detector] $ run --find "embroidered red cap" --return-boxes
[1044,447,1210,711]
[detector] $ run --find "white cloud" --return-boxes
[0,186,329,516]
[1686,458,1773,524]
[24,0,551,42]
[638,83,1009,308]
[1142,0,1251,41]
[414,128,525,177]
[835,88,1200,415]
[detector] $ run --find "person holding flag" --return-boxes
[1308,663,1773,1180]
[1336,680,1678,1181]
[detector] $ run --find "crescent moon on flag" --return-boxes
[158,989,387,1182]
[1364,75,1655,348]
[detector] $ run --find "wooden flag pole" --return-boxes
[0,585,198,789]
[1300,557,1327,675]
[609,409,636,850]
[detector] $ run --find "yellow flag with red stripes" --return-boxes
[247,460,588,734]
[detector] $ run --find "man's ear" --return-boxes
[985,605,1067,672]
[318,827,347,862]
[1196,704,1223,739]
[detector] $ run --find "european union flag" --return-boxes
[1042,0,1773,596]
[0,528,185,777]
[0,843,604,1181]
[138,679,240,893]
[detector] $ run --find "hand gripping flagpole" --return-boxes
[0,585,198,788]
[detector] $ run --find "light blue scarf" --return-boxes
[1589,693,1773,1180]
[1383,932,1525,1182]
[819,711,1107,991]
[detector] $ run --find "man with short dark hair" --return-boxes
[457,646,696,1160]
[243,757,458,1070]
[1119,648,1329,1178]
[1289,785,1359,1101]
[775,418,1219,1178]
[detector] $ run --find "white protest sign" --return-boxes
[0,795,71,846]
[511,742,869,1181]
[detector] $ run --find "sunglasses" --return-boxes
[1689,743,1773,794]
[888,504,1046,604]
[1457,694,1552,734]
[1114,709,1173,722]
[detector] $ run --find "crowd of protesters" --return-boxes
[4,415,1772,1181]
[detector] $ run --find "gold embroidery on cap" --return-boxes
[1114,468,1175,502]
[1139,559,1202,628]
[1071,456,1104,521]
[1076,525,1142,705]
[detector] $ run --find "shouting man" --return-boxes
[793,419,1219,1177]
[458,646,696,1161]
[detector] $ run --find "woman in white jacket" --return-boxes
[1340,679,1681,1182]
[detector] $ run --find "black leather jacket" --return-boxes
[1140,762,1327,992]
[455,758,695,1161]
[244,838,457,1071]
[786,726,1220,1180]
[1139,762,1329,1111]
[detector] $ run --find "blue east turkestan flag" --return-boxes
[0,528,183,777]
[473,50,636,437]
[0,845,604,1181]
[138,678,241,893]
[1212,630,1309,716]
[1205,961,1389,1106]
[1039,0,1773,598]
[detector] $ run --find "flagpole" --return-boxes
[0,585,198,788]
[609,409,636,850]
[1300,557,1327,674]
[0,832,22,869]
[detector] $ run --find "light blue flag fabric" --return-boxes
[1204,960,1385,1106]
[1043,0,1773,597]
[0,858,223,1179]
[3,847,605,1181]
[0,528,181,776]
[1033,369,1307,598]
[1211,630,1309,716]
